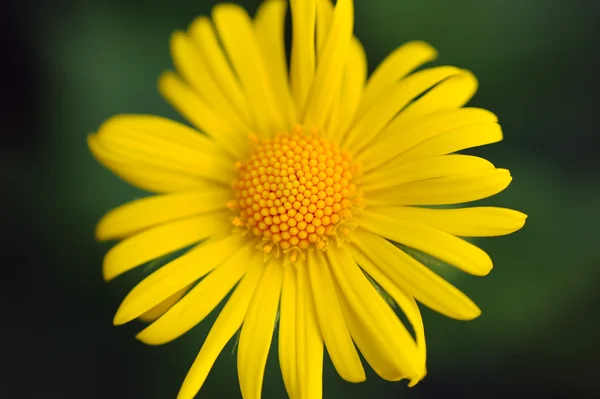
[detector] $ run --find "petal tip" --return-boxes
[456,301,482,321]
[406,40,438,60]
[157,70,178,94]
[112,310,128,326]
[95,218,113,242]
[102,255,118,282]
[170,30,186,43]
[102,267,115,282]
[135,330,159,345]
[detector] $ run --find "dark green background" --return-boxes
[3,0,599,398]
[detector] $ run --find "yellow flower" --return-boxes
[89,0,526,398]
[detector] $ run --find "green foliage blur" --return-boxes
[4,0,599,398]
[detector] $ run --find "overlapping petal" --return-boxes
[350,229,481,320]
[136,244,256,345]
[96,191,230,241]
[113,235,244,325]
[355,210,493,276]
[102,212,228,281]
[177,258,264,399]
[327,245,423,381]
[88,115,236,188]
[308,250,365,382]
[238,258,283,399]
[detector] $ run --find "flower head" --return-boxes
[89,0,526,398]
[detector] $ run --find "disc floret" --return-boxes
[231,126,361,260]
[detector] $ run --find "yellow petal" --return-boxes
[367,168,512,206]
[238,258,283,399]
[394,122,504,164]
[113,235,243,325]
[278,264,299,398]
[358,154,494,192]
[290,0,316,117]
[308,251,365,382]
[138,284,192,323]
[96,191,230,241]
[89,136,209,193]
[95,114,221,152]
[295,263,324,399]
[336,293,405,381]
[316,0,334,55]
[254,0,296,129]
[327,245,423,381]
[391,70,478,127]
[188,16,253,127]
[102,212,226,281]
[158,71,248,158]
[355,210,493,276]
[303,0,354,128]
[344,66,461,152]
[170,31,251,132]
[177,257,264,399]
[354,250,427,385]
[136,244,255,345]
[89,115,235,185]
[212,4,285,134]
[350,229,481,320]
[369,206,527,237]
[358,41,437,118]
[359,107,498,173]
[328,38,367,141]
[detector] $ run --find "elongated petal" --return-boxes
[113,235,243,325]
[328,38,367,140]
[316,0,333,55]
[88,137,207,193]
[158,72,248,158]
[328,245,423,381]
[295,263,324,399]
[213,4,285,134]
[238,258,283,399]
[290,0,316,116]
[355,210,493,276]
[138,284,191,322]
[188,16,253,126]
[369,206,527,237]
[96,191,230,241]
[308,251,365,382]
[391,70,478,127]
[170,31,251,132]
[359,41,437,117]
[344,66,461,152]
[359,108,498,172]
[136,244,255,345]
[394,123,504,164]
[336,292,405,381]
[367,168,512,206]
[350,229,481,320]
[102,212,226,281]
[88,115,235,185]
[303,0,354,128]
[358,154,494,192]
[177,258,264,399]
[255,0,296,128]
[355,253,427,385]
[94,114,222,152]
[278,264,299,398]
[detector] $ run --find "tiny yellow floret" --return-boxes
[231,128,360,255]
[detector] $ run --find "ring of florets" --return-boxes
[229,126,363,262]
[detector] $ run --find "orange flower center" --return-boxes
[231,127,360,259]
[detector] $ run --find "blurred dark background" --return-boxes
[2,0,599,398]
